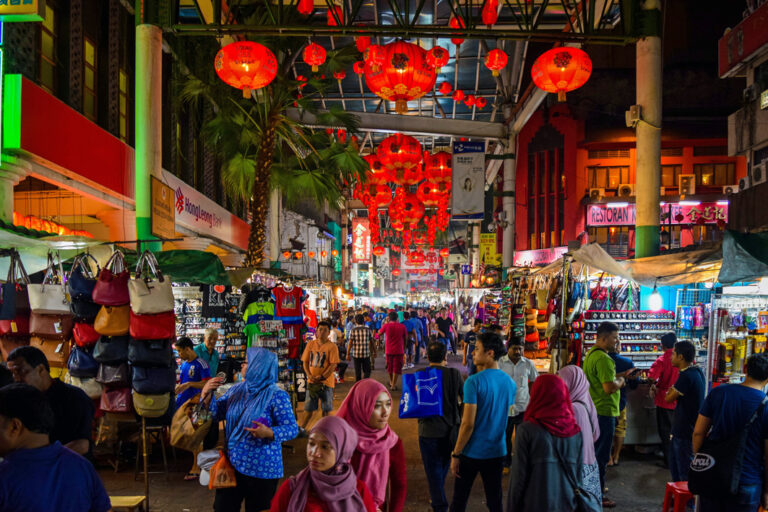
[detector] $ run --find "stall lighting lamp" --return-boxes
[649,283,663,312]
[610,202,629,208]
[679,201,701,206]
[716,200,729,206]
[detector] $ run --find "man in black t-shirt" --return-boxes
[664,341,704,483]
[7,347,94,456]
[462,320,482,375]
[436,308,457,355]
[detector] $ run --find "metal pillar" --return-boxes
[502,105,517,268]
[135,21,162,251]
[634,0,663,258]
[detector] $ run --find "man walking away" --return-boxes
[648,332,679,468]
[693,353,768,512]
[449,332,516,512]
[498,336,538,471]
[583,322,630,509]
[379,311,408,391]
[419,342,464,512]
[347,314,373,381]
[665,340,705,483]
[462,320,482,376]
[299,321,340,433]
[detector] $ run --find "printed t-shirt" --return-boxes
[272,285,307,323]
[670,365,705,439]
[583,347,619,417]
[177,357,211,407]
[194,343,220,377]
[379,322,407,355]
[462,368,517,459]
[44,379,94,452]
[0,442,111,512]
[436,317,453,337]
[301,338,340,388]
[700,384,768,486]
[243,301,276,339]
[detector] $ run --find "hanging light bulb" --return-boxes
[649,284,663,312]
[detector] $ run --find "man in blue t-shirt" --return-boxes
[694,353,768,511]
[175,336,212,408]
[0,384,112,512]
[665,341,705,483]
[450,332,516,512]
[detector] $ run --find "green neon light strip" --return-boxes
[3,74,21,150]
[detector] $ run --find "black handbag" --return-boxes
[93,335,130,364]
[67,253,100,301]
[689,396,768,497]
[0,251,30,320]
[70,299,102,323]
[67,345,99,378]
[132,366,176,394]
[128,338,173,368]
[95,362,130,387]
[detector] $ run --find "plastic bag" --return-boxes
[208,451,237,489]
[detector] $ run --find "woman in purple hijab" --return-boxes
[271,415,377,512]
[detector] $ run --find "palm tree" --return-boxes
[175,7,366,267]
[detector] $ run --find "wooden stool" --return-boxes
[662,481,695,512]
[110,495,147,512]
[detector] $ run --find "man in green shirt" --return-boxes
[583,321,634,509]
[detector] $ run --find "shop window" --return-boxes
[119,69,129,141]
[84,38,97,121]
[661,165,682,189]
[693,146,728,157]
[693,163,735,187]
[661,147,683,157]
[589,227,629,259]
[38,3,56,94]
[588,166,630,192]
[527,124,564,251]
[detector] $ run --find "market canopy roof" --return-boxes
[718,231,768,284]
[123,250,231,285]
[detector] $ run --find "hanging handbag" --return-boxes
[0,315,30,337]
[0,251,30,319]
[129,311,176,340]
[398,367,444,419]
[67,345,99,378]
[91,251,130,306]
[94,305,130,336]
[95,362,130,387]
[64,374,104,400]
[93,335,130,364]
[133,392,171,418]
[28,253,70,315]
[67,253,100,301]
[128,338,174,368]
[100,387,133,413]
[0,335,30,360]
[73,322,100,347]
[29,313,73,340]
[128,250,174,315]
[70,298,101,323]
[551,435,602,512]
[689,396,768,497]
[131,366,176,394]
[30,336,70,368]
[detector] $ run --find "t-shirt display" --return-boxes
[462,369,516,459]
[671,365,705,438]
[272,285,308,323]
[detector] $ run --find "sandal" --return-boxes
[602,498,616,508]
[184,473,200,481]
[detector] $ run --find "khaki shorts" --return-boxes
[614,408,627,438]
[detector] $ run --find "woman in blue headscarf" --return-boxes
[203,347,299,512]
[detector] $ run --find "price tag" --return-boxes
[55,343,64,353]
[54,321,62,333]
[10,321,17,333]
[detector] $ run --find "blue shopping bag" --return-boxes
[398,367,443,419]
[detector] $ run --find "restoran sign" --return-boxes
[587,203,728,227]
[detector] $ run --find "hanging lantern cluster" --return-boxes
[12,212,93,237]
[531,47,592,101]
[215,41,278,98]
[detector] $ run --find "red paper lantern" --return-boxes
[353,61,365,75]
[356,35,371,53]
[331,249,339,257]
[392,268,402,276]
[438,82,453,95]
[482,0,499,27]
[327,6,342,25]
[400,194,425,227]
[308,251,316,259]
[282,251,292,259]
[426,46,450,73]
[376,133,422,171]
[364,154,394,185]
[321,250,328,258]
[485,49,508,77]
[364,45,387,71]
[531,47,592,101]
[449,16,465,45]
[372,246,386,256]
[439,248,450,258]
[452,89,465,102]
[361,183,393,206]
[416,181,447,207]
[215,42,278,98]
[424,151,452,183]
[475,97,487,109]
[303,43,327,72]
[333,70,346,82]
[364,40,437,114]
[297,0,313,15]
[294,252,303,260]
[464,94,476,107]
[439,268,446,276]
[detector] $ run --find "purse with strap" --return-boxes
[96,362,130,387]
[92,251,130,306]
[30,336,70,368]
[29,313,73,340]
[28,253,70,315]
[67,253,100,301]
[689,395,768,497]
[133,392,171,418]
[131,366,176,394]
[94,305,130,336]
[100,387,132,413]
[93,335,130,364]
[0,250,30,319]
[67,345,99,378]
[128,250,174,314]
[70,299,101,323]
[128,338,173,368]
[129,311,176,340]
[73,322,100,347]
[0,315,30,337]
[551,436,602,512]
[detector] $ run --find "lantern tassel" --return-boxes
[395,99,408,114]
[312,65,319,72]
[492,70,499,77]
[242,86,252,99]
[557,91,566,102]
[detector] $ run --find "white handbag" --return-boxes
[64,374,104,400]
[128,250,174,314]
[28,252,70,314]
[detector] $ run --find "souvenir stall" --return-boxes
[299,280,333,326]
[454,288,486,333]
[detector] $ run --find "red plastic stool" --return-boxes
[663,481,695,512]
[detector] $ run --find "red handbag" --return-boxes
[129,311,176,340]
[0,315,29,337]
[91,251,130,306]
[100,387,132,413]
[73,322,100,347]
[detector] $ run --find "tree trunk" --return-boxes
[246,113,278,267]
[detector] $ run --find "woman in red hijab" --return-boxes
[506,374,596,512]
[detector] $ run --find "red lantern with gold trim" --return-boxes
[321,250,328,258]
[331,249,339,257]
[356,34,371,53]
[303,43,327,72]
[294,252,303,260]
[215,41,278,98]
[392,268,402,277]
[449,16,465,45]
[364,40,437,115]
[438,82,452,95]
[333,70,346,82]
[363,154,394,185]
[308,251,316,259]
[426,46,450,73]
[452,89,465,102]
[531,47,592,101]
[439,247,450,258]
[282,251,292,259]
[485,49,508,77]
[475,97,487,109]
[424,151,451,183]
[376,133,422,171]
[465,94,476,107]
[364,45,387,71]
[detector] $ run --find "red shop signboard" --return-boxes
[587,203,728,227]
[351,218,371,263]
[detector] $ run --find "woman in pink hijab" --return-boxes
[336,379,407,512]
[270,416,377,512]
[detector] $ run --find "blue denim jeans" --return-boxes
[669,435,693,482]
[595,415,616,493]
[419,436,452,512]
[699,483,761,512]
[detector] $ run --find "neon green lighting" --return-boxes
[2,74,21,150]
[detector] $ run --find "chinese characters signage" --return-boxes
[452,142,485,220]
[351,218,371,263]
[513,246,568,267]
[0,0,44,22]
[587,203,728,227]
[479,233,502,266]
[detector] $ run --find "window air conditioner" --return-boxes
[678,175,696,195]
[589,188,605,201]
[722,184,738,195]
[751,162,767,186]
[739,176,751,192]
[618,184,635,197]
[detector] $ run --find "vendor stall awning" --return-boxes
[123,250,230,285]
[718,231,768,284]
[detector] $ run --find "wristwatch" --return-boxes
[451,452,462,459]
